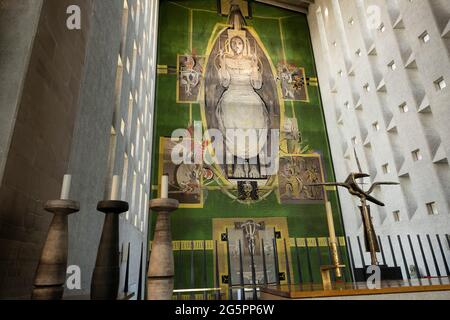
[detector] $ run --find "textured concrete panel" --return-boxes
[0,0,43,184]
[308,0,450,278]
[65,0,123,298]
[0,0,93,299]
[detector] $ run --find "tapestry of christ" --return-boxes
[203,5,281,195]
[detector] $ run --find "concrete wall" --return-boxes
[0,0,159,299]
[64,0,159,299]
[64,0,123,298]
[0,0,43,184]
[0,0,93,299]
[308,0,450,279]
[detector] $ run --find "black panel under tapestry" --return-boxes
[354,265,404,282]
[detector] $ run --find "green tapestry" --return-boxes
[151,0,350,290]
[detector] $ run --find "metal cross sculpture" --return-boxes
[239,220,263,257]
[310,172,399,266]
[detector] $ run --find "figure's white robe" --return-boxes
[216,56,269,160]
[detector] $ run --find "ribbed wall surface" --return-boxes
[308,0,450,274]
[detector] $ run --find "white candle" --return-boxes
[110,175,120,201]
[161,174,169,199]
[60,175,72,200]
[326,201,337,244]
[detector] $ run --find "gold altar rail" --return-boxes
[173,288,222,300]
[149,237,347,251]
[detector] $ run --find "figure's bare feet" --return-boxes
[249,165,260,179]
[234,165,245,178]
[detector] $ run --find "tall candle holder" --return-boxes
[147,198,179,300]
[91,175,128,300]
[90,200,128,300]
[32,175,80,300]
[325,201,343,278]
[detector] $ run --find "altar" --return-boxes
[260,278,450,300]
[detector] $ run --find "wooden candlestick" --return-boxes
[147,198,179,300]
[32,199,80,300]
[90,200,128,300]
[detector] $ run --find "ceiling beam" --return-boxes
[254,0,312,14]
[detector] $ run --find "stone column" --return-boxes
[90,200,129,300]
[32,200,80,300]
[147,198,179,300]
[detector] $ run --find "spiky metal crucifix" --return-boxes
[310,149,399,266]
